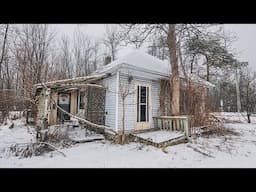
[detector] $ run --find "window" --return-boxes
[79,91,85,109]
[137,85,149,122]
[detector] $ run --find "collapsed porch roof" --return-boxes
[34,73,109,90]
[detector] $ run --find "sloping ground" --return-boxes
[1,116,256,167]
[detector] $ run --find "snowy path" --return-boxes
[1,119,256,167]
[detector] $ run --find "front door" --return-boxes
[57,92,71,122]
[136,84,151,129]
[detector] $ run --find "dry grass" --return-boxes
[8,143,53,158]
[200,121,240,137]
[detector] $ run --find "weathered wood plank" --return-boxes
[70,90,78,115]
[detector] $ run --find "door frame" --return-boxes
[57,92,71,121]
[135,82,152,130]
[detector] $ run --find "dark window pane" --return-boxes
[140,86,146,103]
[147,87,149,121]
[137,86,139,122]
[140,105,146,122]
[79,92,85,109]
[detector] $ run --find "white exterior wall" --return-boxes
[102,71,161,132]
[151,80,161,119]
[118,73,161,131]
[102,74,117,129]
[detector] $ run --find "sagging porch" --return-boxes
[129,116,191,148]
[34,74,108,129]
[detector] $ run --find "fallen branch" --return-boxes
[187,144,214,158]
[8,142,67,158]
[71,138,104,144]
[56,105,117,135]
[162,147,168,154]
[38,142,66,157]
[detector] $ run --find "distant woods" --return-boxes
[0,24,122,121]
[0,24,121,94]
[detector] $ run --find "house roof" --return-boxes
[94,49,214,87]
[93,50,171,76]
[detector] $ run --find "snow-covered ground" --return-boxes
[1,114,256,168]
[0,119,36,152]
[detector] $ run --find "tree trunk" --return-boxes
[121,97,125,144]
[206,62,210,82]
[168,24,180,116]
[246,81,250,123]
[177,41,187,80]
[0,24,9,89]
[190,54,195,74]
[235,67,241,113]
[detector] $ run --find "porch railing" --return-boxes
[153,116,190,139]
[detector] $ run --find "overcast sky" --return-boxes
[53,24,256,69]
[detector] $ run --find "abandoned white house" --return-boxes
[33,50,213,134]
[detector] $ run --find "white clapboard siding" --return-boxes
[117,73,161,131]
[151,80,161,127]
[102,73,117,129]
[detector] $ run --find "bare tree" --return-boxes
[91,41,101,72]
[10,24,55,117]
[119,80,135,144]
[167,24,180,115]
[103,25,120,61]
[0,24,9,89]
[13,24,55,89]
[235,65,241,113]
[239,66,256,123]
[73,29,93,77]
[119,24,181,115]
[59,35,73,79]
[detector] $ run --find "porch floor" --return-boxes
[135,130,184,143]
[130,130,186,148]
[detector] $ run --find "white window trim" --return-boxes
[135,82,152,126]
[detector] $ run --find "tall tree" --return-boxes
[59,35,73,79]
[119,24,219,115]
[0,24,9,89]
[185,36,236,82]
[13,24,55,97]
[73,29,93,77]
[167,24,180,115]
[103,25,120,61]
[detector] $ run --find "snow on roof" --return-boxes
[94,49,171,76]
[94,49,214,87]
